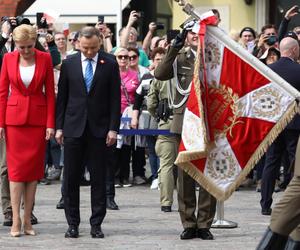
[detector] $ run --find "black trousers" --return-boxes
[261,129,300,210]
[45,138,62,168]
[106,144,116,199]
[63,125,107,227]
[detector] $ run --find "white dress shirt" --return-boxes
[81,53,98,77]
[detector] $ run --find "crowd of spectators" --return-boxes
[0,4,300,234]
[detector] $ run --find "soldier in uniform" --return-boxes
[257,137,300,250]
[147,77,176,212]
[154,20,216,240]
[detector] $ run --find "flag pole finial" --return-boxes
[173,0,201,20]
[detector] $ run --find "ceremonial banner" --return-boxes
[176,23,300,201]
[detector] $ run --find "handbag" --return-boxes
[138,110,158,130]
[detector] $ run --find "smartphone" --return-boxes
[266,35,277,46]
[137,11,144,19]
[167,29,180,43]
[156,23,165,30]
[36,12,47,29]
[98,15,104,24]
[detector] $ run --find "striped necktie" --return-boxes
[84,59,93,92]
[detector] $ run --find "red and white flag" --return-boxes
[175,13,300,201]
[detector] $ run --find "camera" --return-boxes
[167,29,180,43]
[1,16,30,30]
[266,35,277,46]
[134,11,144,19]
[156,22,165,30]
[97,15,104,24]
[36,12,48,29]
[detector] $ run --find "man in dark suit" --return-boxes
[55,26,121,238]
[260,37,300,217]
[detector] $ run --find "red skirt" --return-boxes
[5,125,46,182]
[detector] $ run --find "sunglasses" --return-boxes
[117,55,129,60]
[129,55,138,60]
[17,45,34,50]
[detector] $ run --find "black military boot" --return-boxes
[285,237,300,250]
[257,227,288,250]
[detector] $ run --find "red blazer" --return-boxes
[0,49,55,128]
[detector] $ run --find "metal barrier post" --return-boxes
[211,200,238,228]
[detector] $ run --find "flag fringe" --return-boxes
[226,101,299,197]
[194,40,209,147]
[176,150,207,163]
[175,101,299,201]
[176,161,227,200]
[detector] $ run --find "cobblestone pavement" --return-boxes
[0,180,283,250]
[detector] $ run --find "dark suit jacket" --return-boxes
[269,57,300,130]
[56,50,121,138]
[0,49,55,128]
[0,35,8,70]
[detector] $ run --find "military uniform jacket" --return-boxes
[154,46,195,134]
[147,78,175,130]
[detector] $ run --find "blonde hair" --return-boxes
[13,24,37,43]
[114,47,128,56]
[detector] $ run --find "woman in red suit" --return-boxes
[0,24,55,236]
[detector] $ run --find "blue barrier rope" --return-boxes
[119,117,172,135]
[119,129,172,136]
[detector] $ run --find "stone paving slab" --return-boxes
[0,182,283,250]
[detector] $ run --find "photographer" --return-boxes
[95,22,113,53]
[253,24,278,58]
[117,10,150,67]
[142,22,159,57]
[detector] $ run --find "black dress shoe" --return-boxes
[107,199,119,210]
[31,212,38,225]
[161,206,171,212]
[90,226,104,238]
[65,225,79,238]
[257,227,288,249]
[197,228,214,240]
[180,228,197,240]
[56,197,64,209]
[80,178,90,186]
[261,208,272,216]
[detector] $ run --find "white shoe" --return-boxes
[150,178,159,190]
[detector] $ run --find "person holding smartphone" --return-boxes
[252,24,278,58]
[111,10,150,68]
